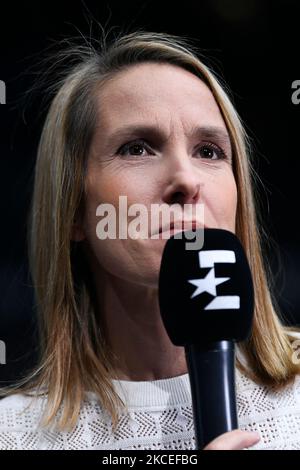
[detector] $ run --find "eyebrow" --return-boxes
[103,124,232,149]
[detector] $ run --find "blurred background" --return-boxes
[0,0,299,384]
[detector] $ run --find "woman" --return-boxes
[1,30,300,450]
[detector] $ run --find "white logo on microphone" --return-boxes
[188,250,240,310]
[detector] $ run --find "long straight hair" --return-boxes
[3,29,300,431]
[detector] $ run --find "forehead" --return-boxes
[96,63,226,133]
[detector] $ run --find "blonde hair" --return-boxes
[3,28,300,431]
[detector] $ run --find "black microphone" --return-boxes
[158,228,254,449]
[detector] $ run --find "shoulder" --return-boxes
[0,391,109,450]
[236,345,300,449]
[286,328,300,340]
[0,393,44,418]
[0,392,46,449]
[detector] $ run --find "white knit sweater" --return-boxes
[1,359,300,450]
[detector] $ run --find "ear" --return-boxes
[71,222,86,242]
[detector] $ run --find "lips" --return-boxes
[158,220,205,235]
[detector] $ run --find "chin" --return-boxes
[135,261,161,289]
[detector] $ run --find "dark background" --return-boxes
[0,0,299,383]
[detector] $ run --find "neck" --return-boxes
[93,268,188,381]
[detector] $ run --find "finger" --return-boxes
[204,429,260,450]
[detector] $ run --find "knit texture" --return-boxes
[1,363,300,450]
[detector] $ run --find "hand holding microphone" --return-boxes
[203,429,260,450]
[159,228,259,449]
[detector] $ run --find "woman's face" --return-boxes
[79,62,237,288]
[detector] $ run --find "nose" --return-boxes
[161,152,202,205]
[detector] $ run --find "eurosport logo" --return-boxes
[188,249,240,309]
[95,196,205,250]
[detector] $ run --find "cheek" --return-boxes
[220,176,237,226]
[82,169,155,260]
[207,174,237,228]
[86,168,150,208]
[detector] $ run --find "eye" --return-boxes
[197,143,226,160]
[116,139,154,157]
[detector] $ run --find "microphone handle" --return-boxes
[185,340,238,449]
